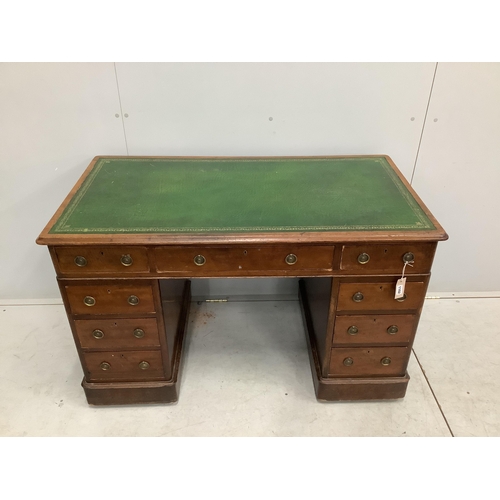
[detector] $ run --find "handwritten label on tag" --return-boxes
[395,277,406,299]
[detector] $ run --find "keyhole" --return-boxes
[243,250,247,255]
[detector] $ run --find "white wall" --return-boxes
[0,62,498,299]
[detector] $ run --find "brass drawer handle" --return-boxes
[352,292,364,302]
[84,296,96,307]
[357,253,370,264]
[285,253,297,265]
[100,361,111,370]
[396,293,407,302]
[381,357,392,366]
[343,357,354,367]
[128,295,140,306]
[347,326,359,335]
[92,329,104,339]
[74,256,87,267]
[139,361,150,370]
[194,254,206,266]
[121,254,133,266]
[387,325,399,334]
[403,252,415,263]
[133,328,145,339]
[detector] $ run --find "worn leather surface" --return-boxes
[50,157,435,234]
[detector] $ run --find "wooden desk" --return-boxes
[37,156,447,405]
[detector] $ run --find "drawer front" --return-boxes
[340,243,435,274]
[154,246,334,273]
[83,350,165,381]
[329,347,410,377]
[337,282,426,312]
[65,284,155,315]
[74,318,160,349]
[333,315,416,345]
[55,246,150,274]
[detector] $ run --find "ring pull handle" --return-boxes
[120,254,133,266]
[92,329,104,339]
[403,252,415,263]
[128,295,140,306]
[133,328,145,339]
[139,361,150,370]
[347,326,359,335]
[343,357,354,366]
[352,292,364,302]
[381,357,392,366]
[285,254,297,265]
[74,256,87,267]
[357,253,370,264]
[84,296,96,306]
[100,362,111,370]
[387,325,399,335]
[194,255,206,266]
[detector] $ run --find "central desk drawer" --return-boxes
[154,246,334,273]
[329,347,410,377]
[337,281,426,312]
[65,284,156,315]
[83,350,165,382]
[74,318,160,349]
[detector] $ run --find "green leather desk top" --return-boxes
[47,156,438,236]
[37,156,448,244]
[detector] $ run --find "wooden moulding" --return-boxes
[82,280,191,405]
[298,280,409,401]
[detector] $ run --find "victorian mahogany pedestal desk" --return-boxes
[37,156,447,405]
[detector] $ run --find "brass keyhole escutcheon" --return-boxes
[352,292,364,302]
[133,328,145,339]
[74,256,87,267]
[285,253,297,265]
[92,329,104,339]
[357,253,370,264]
[194,255,206,266]
[84,296,96,307]
[139,361,150,370]
[100,362,111,370]
[396,293,407,302]
[403,252,415,263]
[121,254,133,266]
[128,295,139,306]
[387,325,399,335]
[381,357,392,366]
[348,326,359,335]
[343,357,354,367]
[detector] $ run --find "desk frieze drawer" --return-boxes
[54,246,150,275]
[340,243,435,274]
[65,284,156,315]
[333,314,416,345]
[74,318,160,349]
[329,347,410,377]
[154,246,334,274]
[337,281,426,312]
[83,350,165,382]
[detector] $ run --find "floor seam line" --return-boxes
[412,347,455,437]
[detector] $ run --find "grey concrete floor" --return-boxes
[1,297,499,436]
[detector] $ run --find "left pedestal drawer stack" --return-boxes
[50,246,191,405]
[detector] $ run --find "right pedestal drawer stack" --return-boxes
[329,243,435,382]
[297,241,439,401]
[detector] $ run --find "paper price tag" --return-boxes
[395,277,406,299]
